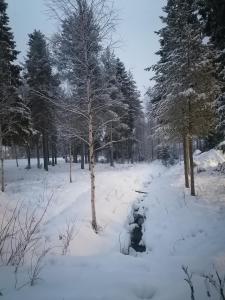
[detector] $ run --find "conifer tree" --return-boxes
[116,58,142,163]
[25,30,58,171]
[0,0,32,191]
[101,48,128,166]
[151,0,216,195]
[199,0,225,141]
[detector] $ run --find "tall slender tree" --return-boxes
[199,0,225,142]
[0,0,31,191]
[151,0,217,195]
[48,0,117,232]
[25,30,58,171]
[116,59,142,163]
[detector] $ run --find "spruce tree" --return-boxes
[101,48,127,166]
[199,0,225,141]
[152,0,216,195]
[0,0,32,191]
[25,30,58,171]
[116,58,142,163]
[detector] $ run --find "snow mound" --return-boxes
[193,149,201,156]
[194,149,225,169]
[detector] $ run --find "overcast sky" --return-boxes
[7,0,166,96]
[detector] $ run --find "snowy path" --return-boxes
[142,163,225,300]
[1,159,225,299]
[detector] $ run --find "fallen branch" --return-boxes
[135,190,148,195]
[182,265,195,300]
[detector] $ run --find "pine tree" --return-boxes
[151,0,216,195]
[199,0,225,141]
[101,48,127,166]
[0,0,31,191]
[25,30,58,171]
[116,58,142,163]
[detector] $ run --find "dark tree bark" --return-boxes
[14,144,19,167]
[189,136,195,196]
[81,142,85,170]
[69,142,72,183]
[36,136,41,169]
[51,139,55,167]
[54,144,57,165]
[110,122,114,167]
[42,133,48,171]
[72,142,78,163]
[26,144,31,170]
[85,147,88,164]
[47,136,50,165]
[183,135,190,188]
[0,129,4,192]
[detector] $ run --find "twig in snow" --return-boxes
[182,265,196,300]
[201,270,225,300]
[59,220,76,255]
[135,190,148,195]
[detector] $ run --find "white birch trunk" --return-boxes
[87,78,97,232]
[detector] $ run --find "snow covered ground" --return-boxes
[0,151,225,300]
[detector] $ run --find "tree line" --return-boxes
[0,0,146,231]
[146,0,225,196]
[1,0,225,230]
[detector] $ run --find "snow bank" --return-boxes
[194,149,225,169]
[1,158,225,300]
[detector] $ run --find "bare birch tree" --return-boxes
[45,0,118,232]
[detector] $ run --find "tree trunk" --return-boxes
[51,141,55,167]
[110,122,114,167]
[26,144,31,170]
[121,142,125,164]
[183,135,190,188]
[0,127,4,192]
[54,146,57,165]
[89,120,97,232]
[69,142,72,183]
[87,76,97,232]
[73,142,78,163]
[130,142,134,164]
[36,137,41,169]
[81,142,85,169]
[42,133,48,171]
[85,151,88,164]
[14,144,19,167]
[47,135,50,165]
[189,135,196,196]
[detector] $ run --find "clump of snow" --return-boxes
[194,149,225,169]
[193,149,201,156]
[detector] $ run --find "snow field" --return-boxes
[0,150,225,299]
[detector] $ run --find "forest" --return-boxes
[0,0,225,299]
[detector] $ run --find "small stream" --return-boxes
[120,184,151,255]
[129,198,146,253]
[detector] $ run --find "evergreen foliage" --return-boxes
[25,30,58,170]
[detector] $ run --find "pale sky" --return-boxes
[7,0,166,96]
